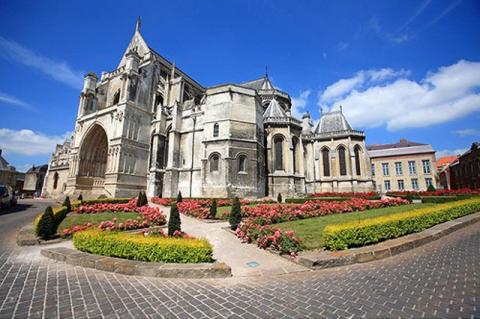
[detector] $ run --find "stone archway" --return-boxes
[77,124,108,192]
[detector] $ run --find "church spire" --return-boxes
[135,16,141,33]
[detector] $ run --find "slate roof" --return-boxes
[26,164,48,174]
[240,77,273,91]
[263,98,287,118]
[368,139,426,151]
[314,111,353,134]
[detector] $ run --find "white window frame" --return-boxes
[422,160,431,174]
[408,161,417,175]
[382,163,389,176]
[395,162,403,176]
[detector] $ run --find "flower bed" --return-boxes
[73,228,213,263]
[309,191,380,199]
[323,198,480,250]
[62,198,166,236]
[235,197,409,255]
[153,198,277,219]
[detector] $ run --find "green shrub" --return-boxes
[420,196,459,203]
[323,198,480,250]
[77,194,83,201]
[53,206,69,228]
[277,193,283,203]
[285,197,352,204]
[73,229,213,263]
[427,184,436,192]
[209,199,217,219]
[177,191,183,203]
[63,196,71,212]
[78,198,131,206]
[168,202,181,236]
[97,194,107,199]
[229,197,242,230]
[36,206,56,239]
[137,191,148,207]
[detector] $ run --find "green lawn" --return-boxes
[58,212,142,234]
[276,203,434,250]
[216,206,231,219]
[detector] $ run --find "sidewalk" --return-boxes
[151,203,309,277]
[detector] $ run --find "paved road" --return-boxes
[0,200,479,318]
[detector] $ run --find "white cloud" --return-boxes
[319,68,409,105]
[453,128,480,137]
[336,42,349,51]
[318,60,480,131]
[0,128,71,156]
[0,92,37,112]
[0,36,83,89]
[436,148,467,158]
[291,90,311,118]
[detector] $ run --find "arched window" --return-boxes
[274,136,283,171]
[354,146,361,176]
[113,90,120,105]
[238,155,247,172]
[338,146,347,176]
[292,138,298,173]
[153,94,163,113]
[213,123,219,137]
[53,172,59,190]
[210,154,219,172]
[322,148,330,176]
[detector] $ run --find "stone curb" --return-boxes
[16,225,66,246]
[40,247,232,279]
[296,212,480,269]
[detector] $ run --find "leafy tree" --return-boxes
[37,206,56,239]
[427,184,436,192]
[77,194,83,202]
[209,199,217,219]
[168,202,182,236]
[229,197,242,230]
[277,193,283,203]
[63,196,71,212]
[177,191,183,203]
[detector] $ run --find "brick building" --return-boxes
[450,142,480,189]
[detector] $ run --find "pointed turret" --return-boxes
[261,76,274,90]
[302,111,313,135]
[263,97,287,118]
[117,17,150,68]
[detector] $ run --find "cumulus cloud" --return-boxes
[318,60,480,131]
[0,92,37,112]
[0,36,83,89]
[453,128,480,137]
[0,128,71,156]
[291,90,311,118]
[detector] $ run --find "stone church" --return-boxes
[42,20,374,199]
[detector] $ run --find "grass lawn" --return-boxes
[57,212,142,234]
[216,206,231,219]
[276,203,435,250]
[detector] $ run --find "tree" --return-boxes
[277,193,283,203]
[77,194,83,202]
[168,202,182,236]
[209,199,217,219]
[63,196,71,212]
[427,184,436,192]
[177,191,183,203]
[229,197,242,230]
[37,206,56,239]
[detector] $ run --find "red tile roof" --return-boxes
[436,156,458,169]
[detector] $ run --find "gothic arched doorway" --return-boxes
[78,124,108,192]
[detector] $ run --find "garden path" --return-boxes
[151,203,309,277]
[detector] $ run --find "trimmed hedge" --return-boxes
[419,196,459,203]
[285,196,381,204]
[73,229,213,263]
[323,198,480,250]
[34,206,69,236]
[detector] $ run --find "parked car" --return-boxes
[0,185,17,209]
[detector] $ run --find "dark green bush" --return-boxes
[36,206,56,239]
[73,229,213,263]
[277,193,283,203]
[209,199,217,219]
[97,194,107,199]
[427,184,436,192]
[229,197,242,230]
[63,196,71,212]
[137,191,148,207]
[177,191,183,203]
[77,194,83,201]
[285,197,351,204]
[168,202,182,236]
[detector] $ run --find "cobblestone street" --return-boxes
[0,200,478,318]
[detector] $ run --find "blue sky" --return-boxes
[0,0,479,172]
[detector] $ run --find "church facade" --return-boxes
[42,21,374,199]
